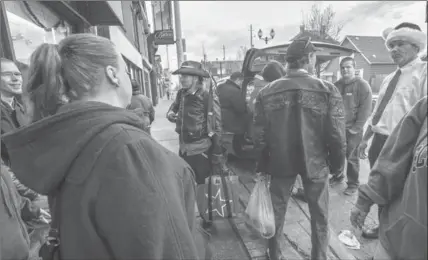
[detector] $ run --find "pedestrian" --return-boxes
[1,159,47,260]
[2,34,199,259]
[357,22,427,239]
[350,96,427,260]
[0,58,40,203]
[252,36,346,260]
[166,60,224,228]
[217,71,247,157]
[127,79,155,134]
[329,56,373,195]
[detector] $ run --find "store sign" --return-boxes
[153,29,175,45]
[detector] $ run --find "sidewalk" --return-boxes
[152,98,380,260]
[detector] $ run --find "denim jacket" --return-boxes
[253,70,346,179]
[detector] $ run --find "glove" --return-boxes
[166,111,177,123]
[350,206,369,230]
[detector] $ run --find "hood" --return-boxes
[2,101,145,195]
[261,60,286,82]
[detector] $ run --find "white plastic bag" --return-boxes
[244,173,275,239]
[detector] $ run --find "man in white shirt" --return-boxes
[357,22,427,239]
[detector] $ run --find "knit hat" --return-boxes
[382,22,427,53]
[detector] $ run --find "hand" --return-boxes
[166,112,177,123]
[358,141,368,159]
[348,128,358,135]
[350,206,369,230]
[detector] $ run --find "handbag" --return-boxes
[196,170,240,221]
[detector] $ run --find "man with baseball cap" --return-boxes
[356,22,427,239]
[166,60,224,228]
[252,37,346,260]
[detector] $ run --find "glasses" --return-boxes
[1,71,22,77]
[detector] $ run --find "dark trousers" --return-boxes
[269,175,329,260]
[368,133,389,220]
[346,130,363,187]
[179,151,211,185]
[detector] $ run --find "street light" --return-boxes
[258,28,275,44]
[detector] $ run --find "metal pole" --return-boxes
[166,45,170,69]
[220,62,223,78]
[174,1,184,67]
[223,45,226,60]
[250,24,253,48]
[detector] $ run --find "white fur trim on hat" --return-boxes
[384,27,427,53]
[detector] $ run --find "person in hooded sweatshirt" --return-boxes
[331,57,372,195]
[2,34,199,259]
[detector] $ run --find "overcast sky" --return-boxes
[147,1,426,71]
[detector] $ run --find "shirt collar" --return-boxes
[1,95,15,109]
[399,57,421,72]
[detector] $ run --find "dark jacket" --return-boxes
[1,99,39,201]
[357,96,427,260]
[169,84,222,145]
[253,70,346,179]
[1,159,41,260]
[334,77,372,133]
[217,79,248,134]
[2,101,199,259]
[128,93,155,127]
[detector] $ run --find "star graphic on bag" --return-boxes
[205,188,233,217]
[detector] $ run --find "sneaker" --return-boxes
[329,175,345,186]
[343,186,358,195]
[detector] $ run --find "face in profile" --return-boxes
[388,40,419,67]
[0,61,23,96]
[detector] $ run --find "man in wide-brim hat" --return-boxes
[167,60,224,228]
[355,21,427,242]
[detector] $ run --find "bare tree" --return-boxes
[302,3,344,41]
[236,46,248,61]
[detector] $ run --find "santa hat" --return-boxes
[382,22,427,53]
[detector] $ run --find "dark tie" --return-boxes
[371,69,402,126]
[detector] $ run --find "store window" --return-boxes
[6,10,71,65]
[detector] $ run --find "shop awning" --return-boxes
[43,1,123,27]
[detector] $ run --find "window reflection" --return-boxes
[6,11,70,65]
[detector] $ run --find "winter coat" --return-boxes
[217,79,248,134]
[128,93,155,133]
[2,101,199,259]
[1,99,39,201]
[357,96,427,260]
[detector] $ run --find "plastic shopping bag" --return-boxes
[244,173,275,239]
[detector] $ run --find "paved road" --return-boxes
[151,98,380,259]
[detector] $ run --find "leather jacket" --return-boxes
[168,84,222,148]
[253,70,346,179]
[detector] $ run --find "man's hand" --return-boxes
[350,206,369,230]
[358,140,369,159]
[166,111,177,123]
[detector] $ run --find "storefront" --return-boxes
[1,1,123,64]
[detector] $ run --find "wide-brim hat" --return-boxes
[172,60,210,78]
[382,24,427,53]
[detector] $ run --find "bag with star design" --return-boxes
[197,173,240,221]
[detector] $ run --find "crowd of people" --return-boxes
[0,20,426,260]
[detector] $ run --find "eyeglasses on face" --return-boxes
[1,71,22,77]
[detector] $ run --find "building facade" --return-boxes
[1,1,158,102]
[204,60,244,79]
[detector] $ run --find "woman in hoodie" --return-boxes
[3,34,199,259]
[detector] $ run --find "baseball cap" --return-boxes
[286,37,321,60]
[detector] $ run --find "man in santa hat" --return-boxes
[355,22,427,239]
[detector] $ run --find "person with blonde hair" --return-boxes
[3,34,199,259]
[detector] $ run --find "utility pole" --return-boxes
[166,45,170,69]
[222,45,226,60]
[249,24,254,48]
[174,1,184,68]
